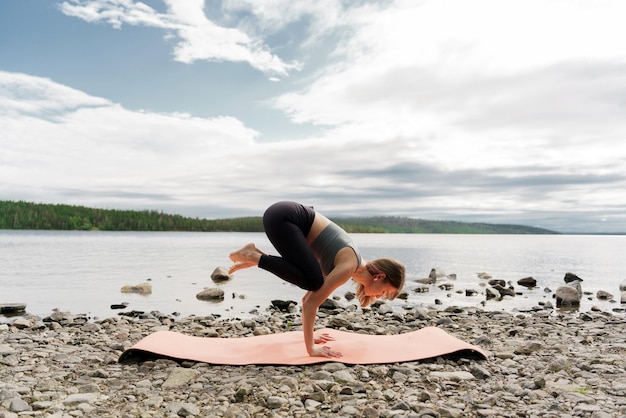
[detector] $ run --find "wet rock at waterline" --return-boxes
[120,282,152,295]
[195,288,225,301]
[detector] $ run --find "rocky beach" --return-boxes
[2,295,626,418]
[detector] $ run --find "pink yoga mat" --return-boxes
[119,327,487,365]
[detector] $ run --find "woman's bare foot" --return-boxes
[229,261,256,274]
[228,243,264,273]
[229,243,264,263]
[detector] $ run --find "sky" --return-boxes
[1,0,626,233]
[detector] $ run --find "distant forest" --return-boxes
[0,200,557,234]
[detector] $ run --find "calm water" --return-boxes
[1,230,625,320]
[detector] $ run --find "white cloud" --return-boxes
[0,72,260,207]
[59,0,299,75]
[222,0,346,38]
[272,0,626,170]
[2,68,626,231]
[0,72,110,116]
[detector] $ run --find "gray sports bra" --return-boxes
[311,222,362,275]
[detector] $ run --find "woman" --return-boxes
[229,201,405,358]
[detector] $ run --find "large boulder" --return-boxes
[555,279,582,307]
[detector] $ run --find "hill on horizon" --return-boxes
[0,200,558,234]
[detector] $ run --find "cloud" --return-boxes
[272,0,626,171]
[0,71,110,117]
[222,0,350,40]
[2,68,626,232]
[58,0,300,75]
[0,71,259,207]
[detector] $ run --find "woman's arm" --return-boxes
[301,262,353,357]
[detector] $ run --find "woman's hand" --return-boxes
[310,345,343,358]
[313,333,335,344]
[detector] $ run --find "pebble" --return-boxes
[1,304,626,417]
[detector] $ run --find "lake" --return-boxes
[1,230,625,321]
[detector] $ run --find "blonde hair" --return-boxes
[354,258,406,307]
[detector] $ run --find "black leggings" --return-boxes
[258,201,324,291]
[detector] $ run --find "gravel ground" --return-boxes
[2,298,626,418]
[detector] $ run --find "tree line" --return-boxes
[0,200,557,234]
[0,201,262,232]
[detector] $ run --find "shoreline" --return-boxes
[3,278,624,325]
[2,303,626,417]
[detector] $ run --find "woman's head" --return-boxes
[355,258,405,307]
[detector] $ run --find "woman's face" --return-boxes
[365,273,396,298]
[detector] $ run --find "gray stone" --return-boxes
[332,370,356,383]
[9,398,31,412]
[162,368,200,388]
[211,266,231,282]
[253,326,271,335]
[430,371,475,381]
[120,282,152,294]
[548,356,570,372]
[11,318,31,329]
[0,355,19,367]
[322,362,346,372]
[31,401,54,410]
[196,287,225,300]
[304,398,322,411]
[144,396,164,408]
[517,277,537,288]
[176,402,200,417]
[556,281,582,307]
[266,396,288,409]
[0,344,17,356]
[0,304,26,314]
[81,323,101,332]
[62,393,99,405]
[339,405,360,416]
[471,365,491,379]
[430,268,446,280]
[515,340,543,355]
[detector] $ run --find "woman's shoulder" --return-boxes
[335,246,361,271]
